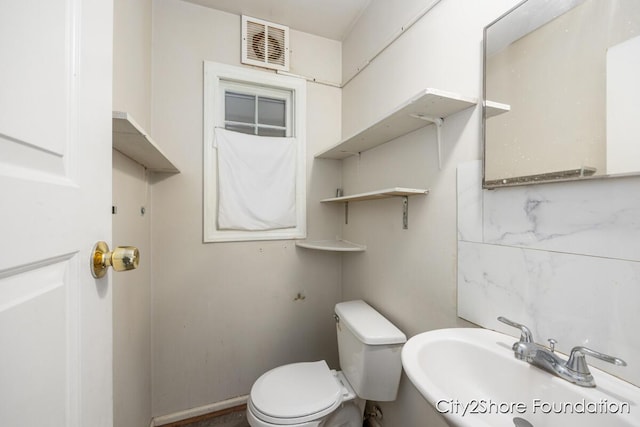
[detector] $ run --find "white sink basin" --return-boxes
[402,328,640,427]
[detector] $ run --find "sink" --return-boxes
[401,328,640,427]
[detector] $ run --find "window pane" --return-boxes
[258,97,286,127]
[225,123,255,135]
[225,92,255,123]
[257,127,286,137]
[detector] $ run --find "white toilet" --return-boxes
[246,300,407,427]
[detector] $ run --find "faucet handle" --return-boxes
[566,346,627,375]
[497,316,534,343]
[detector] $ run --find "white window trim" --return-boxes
[203,61,307,242]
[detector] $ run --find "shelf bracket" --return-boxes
[410,113,444,170]
[345,201,349,225]
[402,196,409,229]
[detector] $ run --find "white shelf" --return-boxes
[321,187,429,203]
[112,111,179,173]
[315,88,477,160]
[321,187,429,230]
[296,239,366,252]
[485,100,511,118]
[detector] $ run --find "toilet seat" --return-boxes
[249,361,353,425]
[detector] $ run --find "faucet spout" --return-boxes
[496,316,627,387]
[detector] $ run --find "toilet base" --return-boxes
[320,401,363,427]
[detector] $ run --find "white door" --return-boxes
[0,1,113,426]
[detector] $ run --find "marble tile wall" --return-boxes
[457,160,640,386]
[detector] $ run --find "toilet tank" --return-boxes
[334,300,407,401]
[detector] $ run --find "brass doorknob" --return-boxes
[91,241,140,278]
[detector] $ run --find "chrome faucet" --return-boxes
[497,317,627,387]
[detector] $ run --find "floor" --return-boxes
[177,407,370,427]
[167,406,250,427]
[181,410,249,427]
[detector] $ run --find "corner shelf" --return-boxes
[295,239,366,252]
[112,111,179,173]
[484,100,511,118]
[315,88,477,160]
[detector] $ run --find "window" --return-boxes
[203,61,307,242]
[223,84,290,137]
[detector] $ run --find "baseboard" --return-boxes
[152,395,249,426]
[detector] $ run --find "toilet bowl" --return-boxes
[246,361,361,427]
[247,300,406,427]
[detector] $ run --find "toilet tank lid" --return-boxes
[335,300,406,345]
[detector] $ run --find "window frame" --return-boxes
[203,61,307,243]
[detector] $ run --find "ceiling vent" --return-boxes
[242,15,290,71]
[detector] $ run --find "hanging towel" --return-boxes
[213,128,297,231]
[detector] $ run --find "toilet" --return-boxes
[246,300,407,427]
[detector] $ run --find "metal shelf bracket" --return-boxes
[402,196,409,229]
[345,201,349,225]
[410,113,444,169]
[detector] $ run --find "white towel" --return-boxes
[213,128,297,231]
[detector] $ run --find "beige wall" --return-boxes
[140,0,558,424]
[113,1,154,426]
[149,0,343,417]
[112,151,153,427]
[110,1,640,422]
[339,0,518,425]
[113,0,152,129]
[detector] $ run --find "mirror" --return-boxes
[483,0,640,188]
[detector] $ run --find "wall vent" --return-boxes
[242,15,290,71]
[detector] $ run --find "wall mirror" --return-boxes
[483,0,640,188]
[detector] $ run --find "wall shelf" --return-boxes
[485,100,511,118]
[112,111,179,173]
[315,88,477,160]
[309,90,450,247]
[321,187,429,230]
[320,187,429,203]
[295,239,366,252]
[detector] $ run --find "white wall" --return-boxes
[341,0,440,84]
[337,1,518,425]
[112,1,153,426]
[150,0,343,417]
